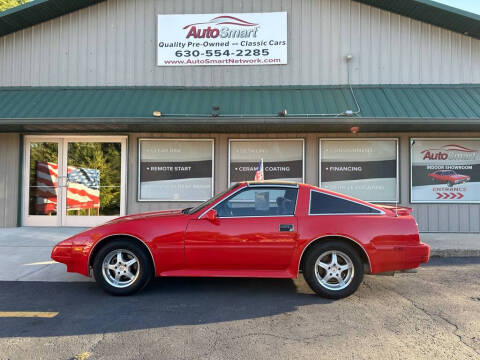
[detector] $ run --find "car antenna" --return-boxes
[394,198,399,217]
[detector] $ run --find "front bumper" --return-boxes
[51,241,72,263]
[51,240,90,276]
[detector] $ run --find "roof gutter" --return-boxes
[1,116,479,125]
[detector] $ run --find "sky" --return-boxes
[434,0,480,15]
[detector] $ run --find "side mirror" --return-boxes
[203,209,217,222]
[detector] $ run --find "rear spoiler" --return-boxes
[377,205,413,216]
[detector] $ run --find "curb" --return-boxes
[430,249,480,258]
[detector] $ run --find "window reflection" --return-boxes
[29,142,59,216]
[66,142,121,217]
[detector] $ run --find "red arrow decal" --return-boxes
[450,192,457,199]
[436,193,442,199]
[457,193,464,199]
[443,193,449,199]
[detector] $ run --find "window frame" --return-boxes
[308,190,385,216]
[318,138,399,203]
[228,138,305,186]
[213,184,299,219]
[410,137,480,204]
[137,138,215,202]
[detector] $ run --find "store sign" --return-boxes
[138,139,213,201]
[320,139,398,202]
[157,12,287,66]
[229,140,303,185]
[411,139,480,203]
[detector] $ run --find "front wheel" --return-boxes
[93,240,153,296]
[303,241,364,299]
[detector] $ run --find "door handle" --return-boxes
[279,224,294,232]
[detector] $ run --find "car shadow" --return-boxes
[0,277,332,338]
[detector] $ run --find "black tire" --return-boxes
[447,181,453,187]
[93,239,153,296]
[303,240,364,299]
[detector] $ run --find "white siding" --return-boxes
[0,0,479,87]
[0,134,19,228]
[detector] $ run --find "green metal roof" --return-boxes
[354,0,480,39]
[0,85,479,122]
[1,0,479,39]
[0,0,105,37]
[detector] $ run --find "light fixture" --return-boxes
[350,126,360,134]
[279,109,288,117]
[152,111,162,117]
[212,106,220,117]
[345,54,353,62]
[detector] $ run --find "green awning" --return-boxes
[1,85,479,121]
[0,0,105,37]
[353,0,480,39]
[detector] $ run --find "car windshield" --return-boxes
[184,184,240,215]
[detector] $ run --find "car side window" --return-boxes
[215,187,298,217]
[309,190,381,214]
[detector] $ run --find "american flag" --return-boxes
[254,158,264,181]
[66,166,100,211]
[35,162,100,214]
[35,161,58,214]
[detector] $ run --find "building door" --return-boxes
[23,136,127,227]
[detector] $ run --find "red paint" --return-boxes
[428,170,470,185]
[51,182,430,279]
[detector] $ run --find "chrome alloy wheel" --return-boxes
[102,249,140,288]
[314,250,354,291]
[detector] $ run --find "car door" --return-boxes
[184,186,299,271]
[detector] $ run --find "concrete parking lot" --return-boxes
[0,257,479,360]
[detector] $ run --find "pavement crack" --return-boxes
[14,264,52,281]
[436,312,480,357]
[379,283,480,357]
[186,330,341,359]
[228,331,340,344]
[87,330,106,357]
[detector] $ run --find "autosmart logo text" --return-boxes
[183,16,260,39]
[157,12,287,67]
[420,144,478,161]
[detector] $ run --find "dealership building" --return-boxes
[0,0,480,236]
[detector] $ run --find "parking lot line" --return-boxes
[0,311,58,318]
[24,261,58,266]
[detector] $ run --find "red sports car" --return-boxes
[428,170,470,187]
[52,182,430,299]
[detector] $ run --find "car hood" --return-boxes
[106,209,184,224]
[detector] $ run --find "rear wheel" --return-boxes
[93,240,153,296]
[303,241,364,299]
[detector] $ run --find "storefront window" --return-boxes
[411,139,480,203]
[319,139,398,203]
[29,142,59,215]
[229,139,304,185]
[138,139,214,201]
[66,142,122,216]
